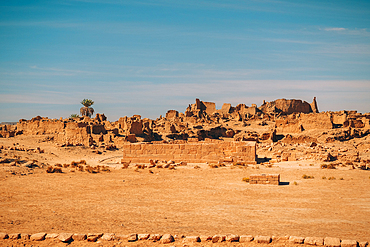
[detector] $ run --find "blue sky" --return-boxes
[1,0,369,122]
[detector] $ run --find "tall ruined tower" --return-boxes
[310,97,319,113]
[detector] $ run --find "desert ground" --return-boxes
[0,134,369,246]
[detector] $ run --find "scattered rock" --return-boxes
[160,234,174,244]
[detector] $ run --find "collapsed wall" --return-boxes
[122,140,256,164]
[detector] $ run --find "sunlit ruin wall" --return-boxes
[122,139,256,164]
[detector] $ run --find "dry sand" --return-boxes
[0,135,369,246]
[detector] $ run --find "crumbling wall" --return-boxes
[122,140,256,164]
[249,174,280,185]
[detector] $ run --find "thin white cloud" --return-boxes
[324,27,347,31]
[322,27,370,37]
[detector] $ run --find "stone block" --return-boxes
[239,235,254,242]
[138,234,150,240]
[183,236,200,243]
[341,240,358,247]
[325,237,341,247]
[359,242,368,247]
[305,237,324,245]
[58,233,73,242]
[8,233,20,240]
[45,233,59,239]
[86,233,103,242]
[148,234,162,241]
[212,235,225,243]
[0,233,8,239]
[128,233,138,242]
[30,232,47,241]
[101,233,115,241]
[21,233,30,240]
[255,235,271,244]
[73,233,87,241]
[289,236,305,244]
[225,234,239,242]
[200,235,212,242]
[160,234,174,244]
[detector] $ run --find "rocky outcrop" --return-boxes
[259,98,316,115]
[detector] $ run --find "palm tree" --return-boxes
[80,99,95,117]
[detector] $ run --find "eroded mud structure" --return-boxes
[1,97,369,165]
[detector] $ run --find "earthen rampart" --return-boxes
[122,140,256,164]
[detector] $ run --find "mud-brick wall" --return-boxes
[121,140,256,164]
[249,174,280,185]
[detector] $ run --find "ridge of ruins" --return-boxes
[0,97,369,165]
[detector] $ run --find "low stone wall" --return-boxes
[250,174,280,185]
[0,232,367,247]
[121,140,256,164]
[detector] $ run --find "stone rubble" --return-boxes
[0,231,367,247]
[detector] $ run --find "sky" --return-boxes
[0,0,369,122]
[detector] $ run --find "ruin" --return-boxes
[249,174,280,185]
[121,140,256,164]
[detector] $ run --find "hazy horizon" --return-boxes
[1,1,369,122]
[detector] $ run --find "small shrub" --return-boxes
[309,164,314,166]
[302,174,314,179]
[328,176,336,180]
[322,176,327,179]
[209,163,219,168]
[55,163,62,167]
[321,163,336,169]
[194,165,201,169]
[233,162,246,166]
[339,177,344,180]
[63,163,70,168]
[46,166,54,173]
[242,177,250,182]
[85,165,99,173]
[78,165,84,171]
[267,164,273,168]
[101,166,111,172]
[53,167,62,173]
[168,165,176,170]
[293,181,298,185]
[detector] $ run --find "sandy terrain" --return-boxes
[0,135,369,246]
